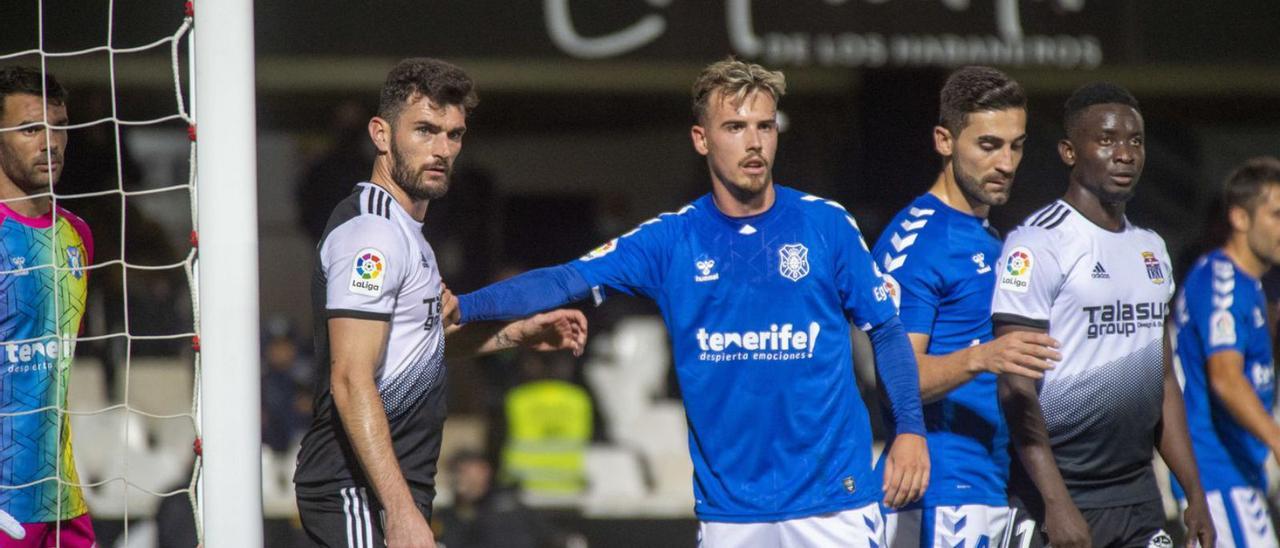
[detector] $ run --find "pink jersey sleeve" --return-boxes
[57,206,94,265]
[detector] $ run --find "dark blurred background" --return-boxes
[4,1,1280,545]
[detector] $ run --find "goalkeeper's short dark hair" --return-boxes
[0,66,67,108]
[378,58,478,124]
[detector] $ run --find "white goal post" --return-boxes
[193,0,264,546]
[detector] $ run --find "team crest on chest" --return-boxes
[1142,251,1164,284]
[778,243,810,282]
[66,246,83,279]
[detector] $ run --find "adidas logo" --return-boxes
[1092,262,1110,279]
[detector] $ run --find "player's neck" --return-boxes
[1063,183,1124,232]
[929,168,989,218]
[368,169,429,222]
[1223,238,1269,279]
[0,180,50,218]
[709,178,775,218]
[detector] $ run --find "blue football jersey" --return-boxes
[872,193,1008,508]
[569,186,899,522]
[1174,249,1275,493]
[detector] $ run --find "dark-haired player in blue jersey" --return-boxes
[1174,157,1280,547]
[872,66,1061,548]
[454,57,929,545]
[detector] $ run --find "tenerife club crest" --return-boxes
[778,243,810,282]
[66,246,83,279]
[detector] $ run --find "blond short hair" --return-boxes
[691,57,786,123]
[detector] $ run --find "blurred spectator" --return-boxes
[261,316,314,453]
[295,100,375,245]
[434,450,578,548]
[500,352,592,497]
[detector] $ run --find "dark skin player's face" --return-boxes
[1061,103,1145,204]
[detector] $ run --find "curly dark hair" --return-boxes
[378,58,478,124]
[937,66,1025,136]
[1063,82,1140,135]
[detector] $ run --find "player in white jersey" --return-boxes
[1173,157,1280,548]
[991,83,1214,548]
[294,58,587,548]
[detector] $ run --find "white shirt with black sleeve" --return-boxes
[295,182,447,509]
[991,199,1175,509]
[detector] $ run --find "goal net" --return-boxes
[0,1,262,546]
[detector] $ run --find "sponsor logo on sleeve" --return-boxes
[879,273,901,309]
[349,248,386,296]
[998,247,1033,293]
[1210,309,1237,346]
[580,238,617,261]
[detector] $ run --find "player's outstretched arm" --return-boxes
[457,265,592,323]
[329,317,436,548]
[868,316,930,507]
[913,331,1061,403]
[445,309,588,359]
[996,324,1090,548]
[1157,325,1215,548]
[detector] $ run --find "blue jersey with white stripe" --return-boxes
[569,185,899,522]
[1174,250,1275,493]
[872,193,1008,507]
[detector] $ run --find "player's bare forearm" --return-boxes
[445,309,588,359]
[328,318,417,516]
[912,333,979,402]
[1160,328,1216,547]
[998,374,1071,505]
[1207,351,1280,452]
[920,331,1060,403]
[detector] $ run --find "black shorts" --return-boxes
[1007,497,1172,548]
[296,486,432,548]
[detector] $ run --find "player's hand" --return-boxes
[1182,495,1216,548]
[440,284,460,329]
[1043,501,1091,548]
[0,508,24,540]
[385,508,436,548]
[974,331,1060,379]
[881,433,928,509]
[508,309,588,357]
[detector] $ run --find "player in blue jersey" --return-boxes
[1174,157,1280,547]
[453,58,929,545]
[872,66,1061,547]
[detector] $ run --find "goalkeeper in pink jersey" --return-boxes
[0,66,96,547]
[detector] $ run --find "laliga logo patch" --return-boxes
[778,243,809,281]
[998,247,1033,293]
[580,238,617,262]
[349,248,386,296]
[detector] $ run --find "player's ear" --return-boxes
[690,124,709,156]
[933,126,953,157]
[1058,139,1076,167]
[369,116,392,154]
[1228,205,1251,233]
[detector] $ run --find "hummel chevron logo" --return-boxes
[1091,262,1110,279]
[900,218,928,231]
[908,207,936,217]
[884,253,907,273]
[890,232,918,252]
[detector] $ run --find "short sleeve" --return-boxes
[321,216,407,320]
[877,250,942,336]
[834,213,897,331]
[570,214,674,303]
[991,227,1063,330]
[1192,263,1250,357]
